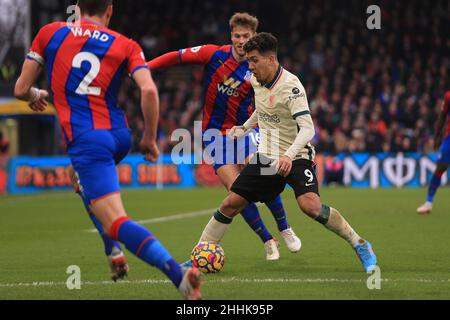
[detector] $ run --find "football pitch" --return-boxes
[0,187,449,300]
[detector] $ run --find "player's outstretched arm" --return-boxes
[14,59,49,112]
[147,44,218,70]
[133,68,160,162]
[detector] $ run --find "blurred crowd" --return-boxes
[37,0,450,154]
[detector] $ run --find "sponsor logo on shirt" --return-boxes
[258,111,280,123]
[288,87,305,101]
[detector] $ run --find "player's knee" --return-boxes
[220,193,246,217]
[299,199,321,218]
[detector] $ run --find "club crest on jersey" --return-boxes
[269,95,274,106]
[244,71,252,81]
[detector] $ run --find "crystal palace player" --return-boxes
[198,33,377,272]
[417,91,450,214]
[14,0,201,299]
[148,13,301,261]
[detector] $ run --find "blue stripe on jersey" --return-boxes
[65,33,116,140]
[201,49,232,125]
[44,26,71,94]
[106,60,127,129]
[206,58,250,131]
[236,87,254,125]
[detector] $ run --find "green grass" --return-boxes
[0,187,449,300]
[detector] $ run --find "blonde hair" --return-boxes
[229,12,258,32]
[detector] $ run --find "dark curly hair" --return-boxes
[243,32,278,55]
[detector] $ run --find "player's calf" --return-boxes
[199,193,248,243]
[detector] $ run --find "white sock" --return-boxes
[325,208,364,248]
[199,210,232,242]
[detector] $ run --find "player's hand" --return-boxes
[140,137,159,162]
[228,126,247,139]
[28,89,49,112]
[274,156,292,177]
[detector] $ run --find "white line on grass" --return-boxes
[1,278,449,288]
[85,207,216,233]
[84,203,265,233]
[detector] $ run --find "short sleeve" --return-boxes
[127,40,149,76]
[27,25,51,65]
[178,44,219,64]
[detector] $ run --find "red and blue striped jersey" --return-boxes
[178,44,254,134]
[27,19,148,144]
[444,91,450,138]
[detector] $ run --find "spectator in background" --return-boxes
[324,156,344,186]
[1,59,18,82]
[29,0,448,156]
[0,130,10,169]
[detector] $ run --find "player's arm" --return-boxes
[433,100,448,150]
[147,44,218,70]
[277,84,315,177]
[14,54,49,112]
[284,114,315,160]
[133,69,160,162]
[127,40,160,161]
[228,110,258,138]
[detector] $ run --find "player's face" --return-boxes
[246,50,273,84]
[231,26,255,58]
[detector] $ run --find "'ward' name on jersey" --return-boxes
[70,27,110,42]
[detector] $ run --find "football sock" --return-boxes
[265,195,289,231]
[241,203,273,243]
[110,217,183,288]
[78,191,122,256]
[426,169,445,203]
[315,204,363,248]
[200,210,232,242]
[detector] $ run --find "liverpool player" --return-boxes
[148,13,301,261]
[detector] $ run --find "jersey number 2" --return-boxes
[72,52,101,96]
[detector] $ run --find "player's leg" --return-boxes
[287,160,376,272]
[198,155,285,255]
[264,195,301,252]
[417,137,450,214]
[69,167,128,281]
[243,130,290,233]
[242,130,300,255]
[217,164,274,245]
[199,191,249,243]
[69,129,201,299]
[296,192,376,272]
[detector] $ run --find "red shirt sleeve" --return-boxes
[147,51,180,69]
[179,44,218,64]
[147,44,219,70]
[127,40,149,76]
[27,23,60,66]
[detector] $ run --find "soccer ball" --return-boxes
[190,241,225,273]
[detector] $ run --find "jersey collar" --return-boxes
[81,18,103,26]
[264,64,283,90]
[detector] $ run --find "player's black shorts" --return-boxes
[231,153,320,203]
